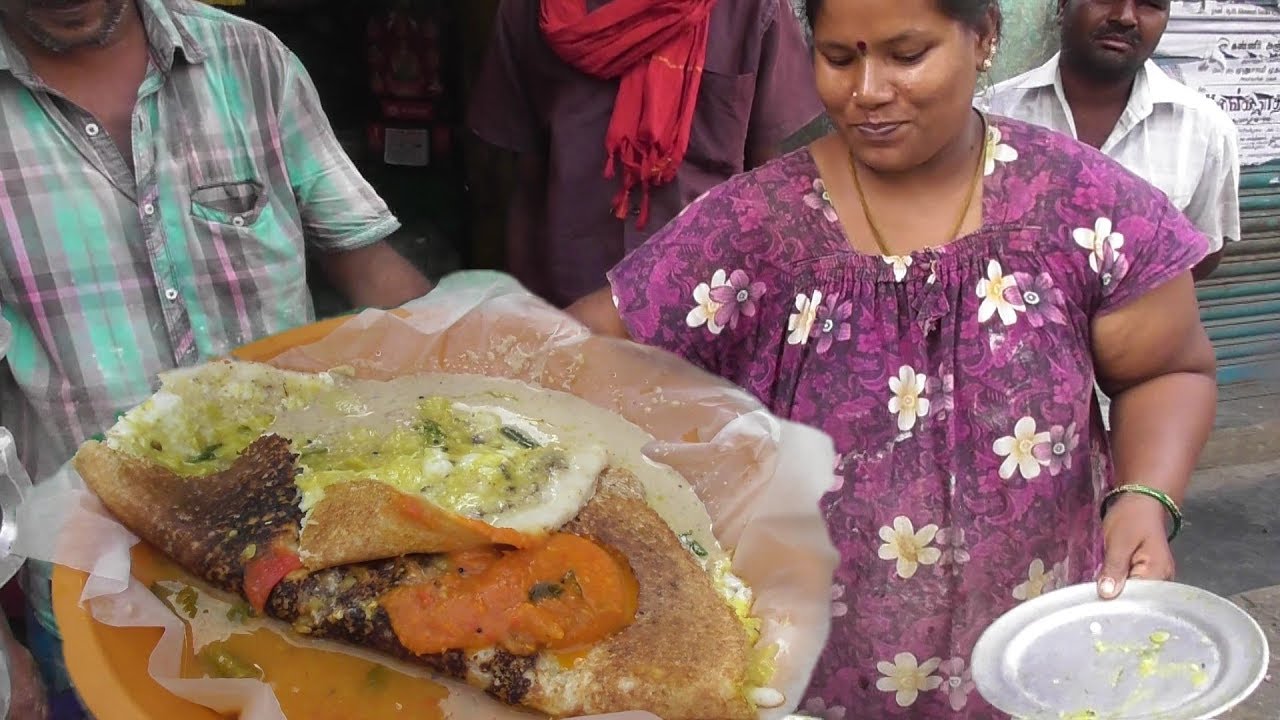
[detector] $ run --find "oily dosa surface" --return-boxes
[73,436,756,719]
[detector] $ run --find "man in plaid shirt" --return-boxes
[0,0,433,715]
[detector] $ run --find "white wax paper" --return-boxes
[11,272,839,720]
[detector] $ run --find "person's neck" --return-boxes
[1058,56,1138,112]
[867,109,984,192]
[5,1,145,72]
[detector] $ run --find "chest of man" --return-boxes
[22,29,150,161]
[1098,117,1207,213]
[0,59,321,486]
[61,79,143,159]
[0,53,315,383]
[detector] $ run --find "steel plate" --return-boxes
[971,580,1270,720]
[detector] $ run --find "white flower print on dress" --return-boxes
[937,657,977,711]
[686,269,728,334]
[1073,217,1126,274]
[787,290,823,345]
[876,653,943,708]
[802,697,847,720]
[993,416,1053,480]
[888,366,931,432]
[1012,558,1068,601]
[976,260,1024,326]
[884,254,913,282]
[984,125,1019,176]
[877,516,942,579]
[831,583,848,618]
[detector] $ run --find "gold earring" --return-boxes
[981,57,994,71]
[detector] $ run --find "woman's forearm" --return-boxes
[1108,370,1217,505]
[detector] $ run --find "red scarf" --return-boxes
[540,0,717,228]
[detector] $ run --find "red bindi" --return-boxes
[856,41,868,54]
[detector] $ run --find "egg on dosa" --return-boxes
[74,360,779,719]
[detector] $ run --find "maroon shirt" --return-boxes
[468,0,823,306]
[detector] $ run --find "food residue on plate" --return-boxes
[1092,629,1210,688]
[1037,626,1213,720]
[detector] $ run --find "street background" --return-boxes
[1183,378,1279,719]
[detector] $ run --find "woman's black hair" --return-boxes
[804,0,1002,38]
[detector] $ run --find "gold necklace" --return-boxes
[850,115,987,257]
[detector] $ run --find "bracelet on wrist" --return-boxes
[1101,483,1183,541]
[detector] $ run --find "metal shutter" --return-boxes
[1197,161,1280,384]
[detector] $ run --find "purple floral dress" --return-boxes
[607,117,1208,718]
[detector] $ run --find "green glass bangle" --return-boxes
[1101,483,1183,541]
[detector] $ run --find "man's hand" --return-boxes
[1097,494,1176,600]
[2,621,49,720]
[316,241,434,310]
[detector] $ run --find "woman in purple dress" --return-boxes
[569,0,1218,717]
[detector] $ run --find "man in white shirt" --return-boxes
[986,0,1240,279]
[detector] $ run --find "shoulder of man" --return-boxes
[984,65,1055,115]
[1150,69,1238,143]
[164,0,294,69]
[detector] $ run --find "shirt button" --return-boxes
[231,215,246,227]
[85,123,100,137]
[163,288,179,301]
[142,203,155,216]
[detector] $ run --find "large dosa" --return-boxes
[74,435,757,719]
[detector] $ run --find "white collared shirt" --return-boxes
[983,53,1240,253]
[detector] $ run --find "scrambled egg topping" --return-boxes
[107,362,335,474]
[681,535,777,698]
[109,368,599,534]
[294,398,569,520]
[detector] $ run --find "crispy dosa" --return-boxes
[74,435,758,719]
[298,479,540,569]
